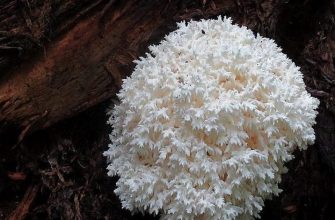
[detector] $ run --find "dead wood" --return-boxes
[0,0,239,145]
[1,1,335,219]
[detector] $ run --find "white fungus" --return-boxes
[104,17,319,220]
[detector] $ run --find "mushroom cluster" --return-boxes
[104,17,319,220]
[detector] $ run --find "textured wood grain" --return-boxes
[0,0,235,143]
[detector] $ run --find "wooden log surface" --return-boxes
[0,1,335,219]
[0,0,334,146]
[0,0,237,143]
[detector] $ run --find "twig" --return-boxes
[0,46,23,51]
[306,87,330,98]
[7,184,40,220]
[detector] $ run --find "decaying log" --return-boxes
[0,0,111,71]
[1,1,335,219]
[0,0,237,144]
[2,0,326,145]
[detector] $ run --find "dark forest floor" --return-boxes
[1,100,335,220]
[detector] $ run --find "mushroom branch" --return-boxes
[0,0,233,142]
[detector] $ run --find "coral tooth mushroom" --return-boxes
[104,16,319,220]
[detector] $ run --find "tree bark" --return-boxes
[1,0,333,146]
[1,1,335,219]
[0,0,235,143]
